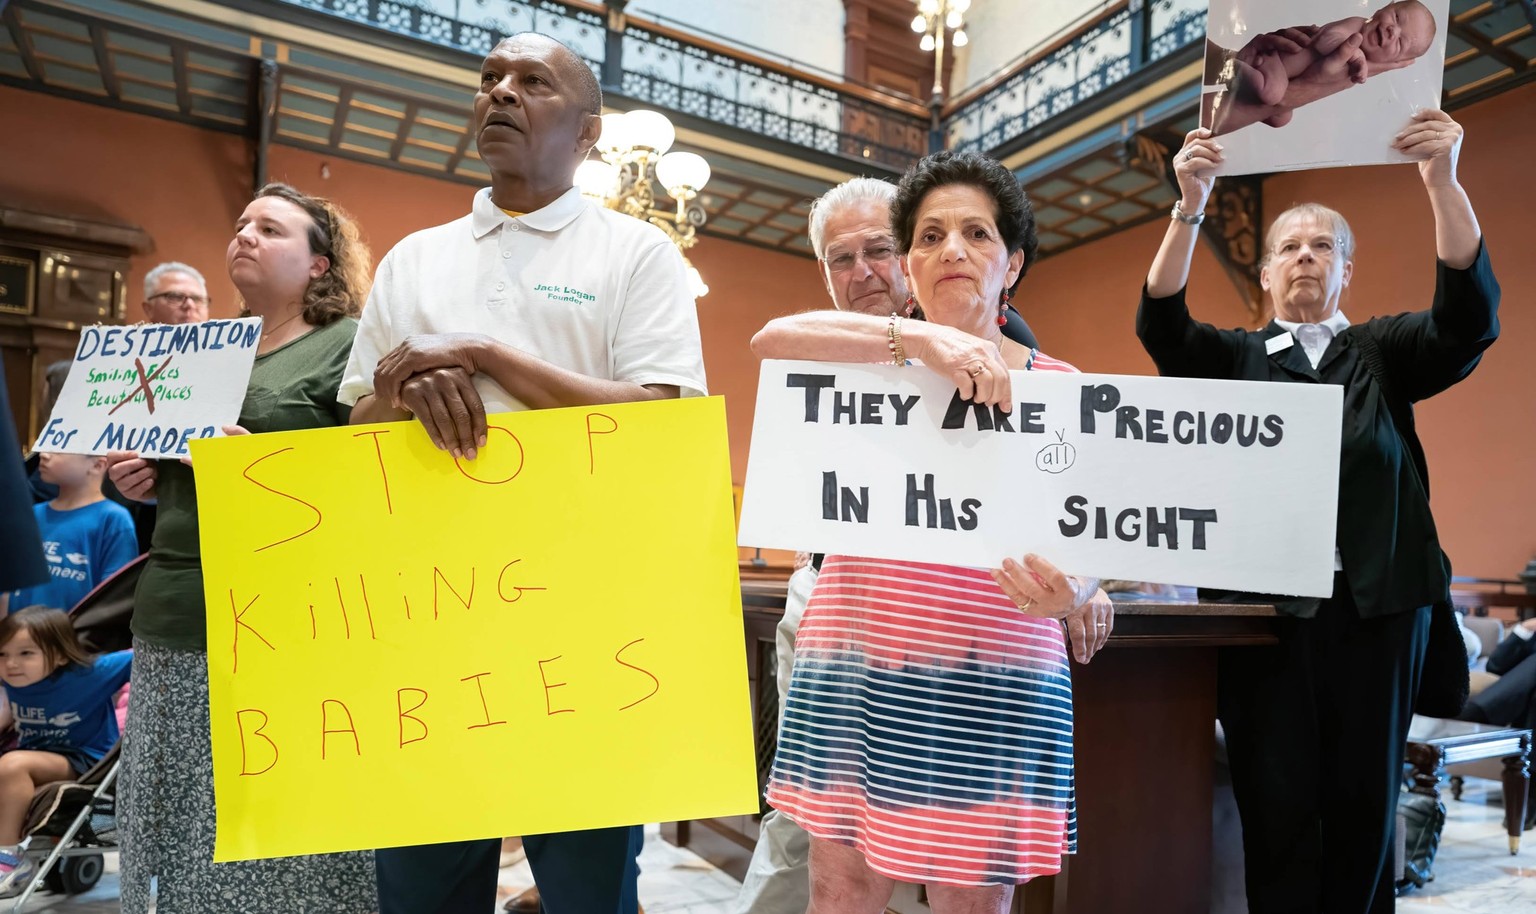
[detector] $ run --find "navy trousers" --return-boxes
[376,825,644,914]
[1219,578,1429,914]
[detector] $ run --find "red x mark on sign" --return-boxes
[108,357,174,417]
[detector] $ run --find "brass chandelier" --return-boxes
[576,109,713,298]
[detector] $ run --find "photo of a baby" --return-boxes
[1201,0,1449,175]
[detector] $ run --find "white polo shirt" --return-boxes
[339,186,707,412]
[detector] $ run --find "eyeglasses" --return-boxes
[1270,237,1338,260]
[823,242,897,274]
[147,291,209,308]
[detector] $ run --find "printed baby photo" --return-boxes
[1200,0,1450,175]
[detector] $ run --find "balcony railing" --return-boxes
[273,0,930,170]
[268,0,1214,169]
[945,0,1206,154]
[282,0,606,62]
[618,21,927,169]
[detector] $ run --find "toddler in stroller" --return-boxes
[0,555,138,907]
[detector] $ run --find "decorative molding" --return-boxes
[1206,176,1265,324]
[0,207,154,254]
[1146,129,1264,322]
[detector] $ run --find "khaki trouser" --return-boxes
[733,565,817,914]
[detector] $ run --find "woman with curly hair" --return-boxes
[105,183,379,913]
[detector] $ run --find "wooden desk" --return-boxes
[1451,589,1536,621]
[663,576,1278,913]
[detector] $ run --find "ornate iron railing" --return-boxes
[946,0,1206,154]
[618,21,927,170]
[1149,0,1208,62]
[270,0,1209,167]
[272,0,928,170]
[280,0,606,64]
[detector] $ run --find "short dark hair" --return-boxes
[501,33,602,115]
[890,151,1040,288]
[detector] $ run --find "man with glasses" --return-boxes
[141,262,210,324]
[733,177,1041,914]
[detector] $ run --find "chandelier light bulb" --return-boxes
[656,151,711,196]
[587,113,710,301]
[952,28,969,47]
[946,9,963,29]
[575,159,619,199]
[918,0,940,15]
[597,112,632,158]
[951,0,971,13]
[624,109,675,154]
[910,14,927,32]
[919,33,936,52]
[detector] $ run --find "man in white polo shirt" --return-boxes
[339,31,704,914]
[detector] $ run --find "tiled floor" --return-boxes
[493,825,743,914]
[1396,777,1536,913]
[14,792,1536,913]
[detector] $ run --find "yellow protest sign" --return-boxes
[193,397,755,861]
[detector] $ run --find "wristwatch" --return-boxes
[1171,200,1205,225]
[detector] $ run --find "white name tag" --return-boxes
[1266,333,1295,355]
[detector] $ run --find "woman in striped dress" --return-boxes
[750,151,1113,914]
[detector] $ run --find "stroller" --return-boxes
[6,553,142,910]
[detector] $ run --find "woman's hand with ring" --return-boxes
[990,554,1078,620]
[909,322,1012,409]
[1394,108,1463,189]
[1173,128,1223,216]
[1063,588,1115,663]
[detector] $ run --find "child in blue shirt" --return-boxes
[5,453,137,613]
[0,607,132,894]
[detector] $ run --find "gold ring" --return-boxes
[1183,149,1195,161]
[968,363,985,377]
[1021,597,1034,609]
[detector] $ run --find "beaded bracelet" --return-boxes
[887,313,905,365]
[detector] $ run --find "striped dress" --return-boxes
[766,351,1078,887]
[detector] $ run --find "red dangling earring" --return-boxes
[998,288,1010,327]
[904,294,917,318]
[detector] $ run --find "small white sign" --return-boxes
[34,319,262,459]
[738,360,1344,598]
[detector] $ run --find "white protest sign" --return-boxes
[739,360,1343,598]
[34,319,262,459]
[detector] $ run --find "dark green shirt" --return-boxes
[133,318,358,650]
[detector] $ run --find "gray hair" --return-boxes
[1262,203,1356,269]
[808,178,897,259]
[143,261,207,300]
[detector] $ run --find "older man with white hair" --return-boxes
[140,262,210,324]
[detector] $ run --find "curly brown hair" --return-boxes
[252,183,371,326]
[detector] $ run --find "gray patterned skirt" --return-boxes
[119,639,378,913]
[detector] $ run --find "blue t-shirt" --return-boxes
[7,650,132,765]
[8,500,137,612]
